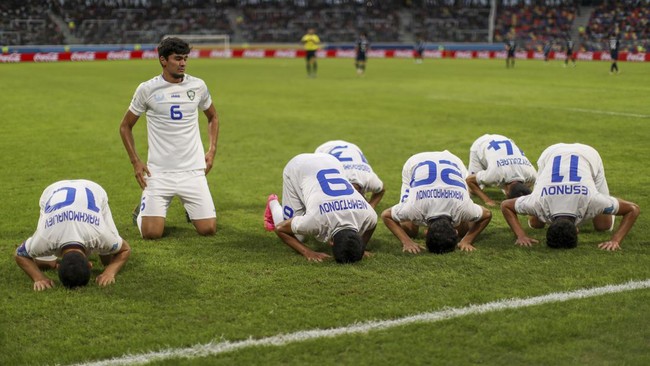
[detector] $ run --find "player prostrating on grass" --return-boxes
[315,140,385,208]
[14,180,132,291]
[119,37,219,239]
[466,134,537,207]
[381,151,492,254]
[501,143,640,250]
[264,153,377,263]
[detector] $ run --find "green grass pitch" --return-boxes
[0,57,648,365]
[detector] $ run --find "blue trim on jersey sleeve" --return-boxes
[15,242,31,258]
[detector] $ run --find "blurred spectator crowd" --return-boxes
[581,1,649,52]
[0,0,648,53]
[493,1,577,51]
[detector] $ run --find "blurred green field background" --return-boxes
[0,58,648,365]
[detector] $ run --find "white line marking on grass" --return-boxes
[562,107,650,118]
[428,95,650,118]
[72,279,650,366]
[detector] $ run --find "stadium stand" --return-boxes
[411,2,491,43]
[0,0,64,45]
[1,0,648,54]
[581,1,649,52]
[493,1,577,52]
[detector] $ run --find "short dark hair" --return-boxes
[546,217,578,249]
[158,37,191,59]
[507,181,532,199]
[425,217,458,254]
[58,251,90,289]
[332,229,364,264]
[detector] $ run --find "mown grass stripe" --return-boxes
[72,279,650,366]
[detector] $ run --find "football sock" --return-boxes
[270,199,283,227]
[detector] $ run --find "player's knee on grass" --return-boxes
[593,214,614,232]
[507,181,532,199]
[194,218,217,236]
[140,217,165,240]
[400,221,419,238]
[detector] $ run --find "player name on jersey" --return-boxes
[319,198,369,215]
[44,210,101,228]
[540,184,589,197]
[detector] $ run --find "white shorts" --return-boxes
[140,170,216,220]
[281,168,306,220]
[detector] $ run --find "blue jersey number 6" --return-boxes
[317,169,355,197]
[170,105,183,120]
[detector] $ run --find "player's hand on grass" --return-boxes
[96,273,116,287]
[304,251,331,262]
[515,236,538,247]
[133,160,151,189]
[485,199,498,207]
[402,240,423,254]
[33,278,55,291]
[363,251,373,258]
[458,241,476,252]
[598,241,621,251]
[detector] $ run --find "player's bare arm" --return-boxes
[119,110,150,189]
[457,207,492,252]
[466,175,496,206]
[381,208,423,254]
[501,199,539,247]
[96,240,132,286]
[14,253,55,291]
[368,188,385,208]
[203,103,219,175]
[275,219,331,262]
[598,199,640,251]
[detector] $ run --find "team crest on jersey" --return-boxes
[187,90,195,101]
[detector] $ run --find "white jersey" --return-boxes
[391,151,483,226]
[515,143,618,225]
[282,153,377,243]
[314,140,383,195]
[129,73,213,173]
[468,134,536,187]
[21,180,123,258]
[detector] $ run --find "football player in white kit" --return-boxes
[264,153,377,263]
[14,180,131,291]
[119,37,219,239]
[466,134,537,206]
[315,140,385,208]
[381,151,492,254]
[501,143,640,250]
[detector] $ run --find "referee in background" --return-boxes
[301,28,320,78]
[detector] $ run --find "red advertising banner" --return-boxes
[1,49,648,63]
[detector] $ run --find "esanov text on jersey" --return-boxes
[540,184,589,197]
